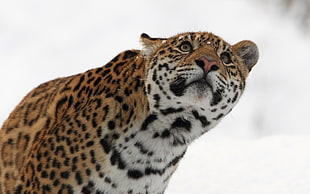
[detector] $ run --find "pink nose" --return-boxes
[195,56,218,73]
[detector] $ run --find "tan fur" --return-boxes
[0,32,258,193]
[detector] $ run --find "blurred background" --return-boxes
[1,0,310,193]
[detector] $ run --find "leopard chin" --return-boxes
[190,77,213,92]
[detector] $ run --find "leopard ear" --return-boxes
[232,40,259,72]
[140,33,166,59]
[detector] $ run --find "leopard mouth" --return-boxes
[170,76,213,97]
[170,77,223,106]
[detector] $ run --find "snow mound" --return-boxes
[166,135,310,194]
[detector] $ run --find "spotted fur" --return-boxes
[0,32,258,194]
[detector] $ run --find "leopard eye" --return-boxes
[220,52,232,64]
[179,41,193,52]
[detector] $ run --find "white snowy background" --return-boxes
[1,0,310,193]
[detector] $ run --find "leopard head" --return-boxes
[141,32,258,122]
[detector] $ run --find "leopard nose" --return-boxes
[195,56,219,73]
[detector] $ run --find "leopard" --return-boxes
[0,32,259,194]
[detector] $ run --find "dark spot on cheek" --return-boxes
[210,90,222,106]
[231,92,239,103]
[170,77,186,97]
[158,63,170,71]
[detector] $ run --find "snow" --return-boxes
[166,135,310,194]
[1,0,310,193]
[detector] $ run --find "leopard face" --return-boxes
[143,32,258,108]
[141,32,258,143]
